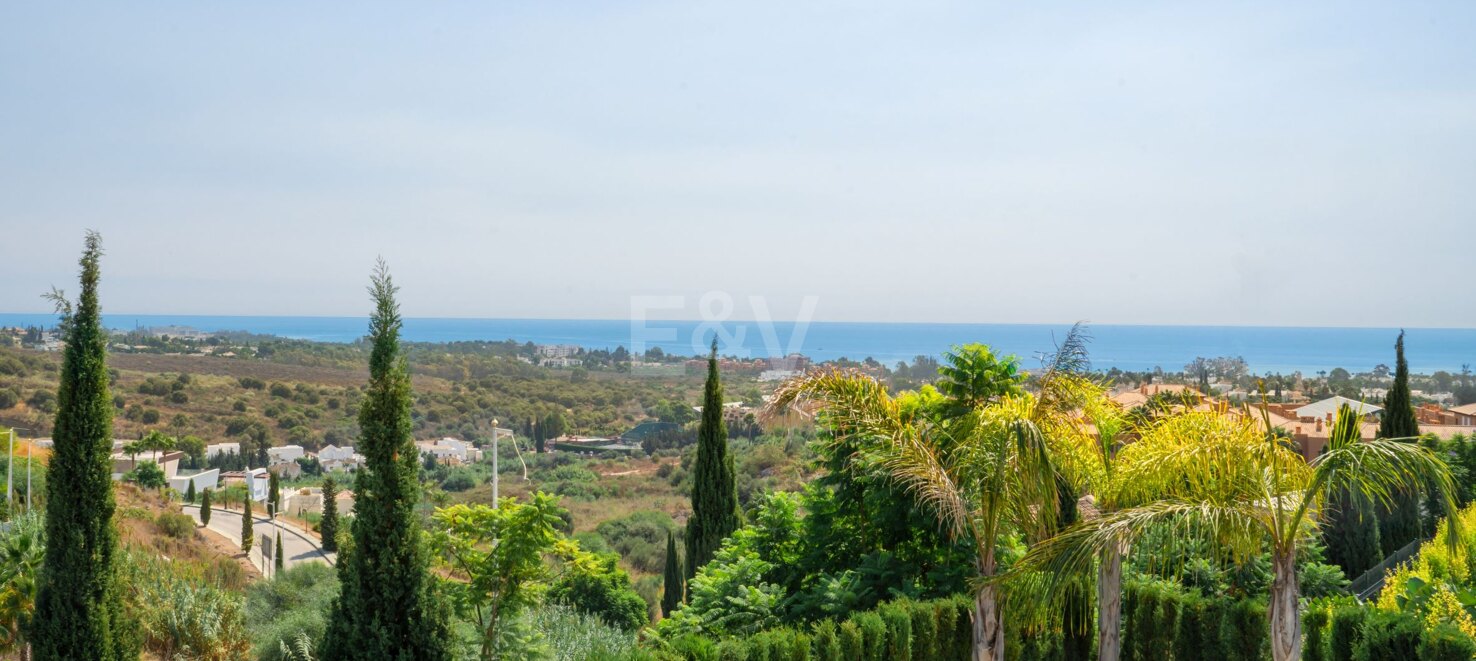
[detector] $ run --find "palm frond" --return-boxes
[1306,436,1463,553]
[1009,499,1269,600]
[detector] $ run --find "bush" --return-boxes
[837,620,864,660]
[156,512,196,539]
[0,387,19,409]
[1353,610,1421,661]
[909,600,938,660]
[1302,603,1332,661]
[852,611,887,661]
[1174,594,1206,660]
[439,469,477,492]
[1219,597,1267,661]
[246,563,340,661]
[812,620,842,660]
[1418,623,1476,661]
[596,510,677,574]
[524,603,638,661]
[549,554,649,631]
[1329,605,1367,661]
[239,377,265,390]
[879,601,912,661]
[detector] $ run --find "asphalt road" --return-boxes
[181,503,335,573]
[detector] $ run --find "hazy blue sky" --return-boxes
[2,2,1474,326]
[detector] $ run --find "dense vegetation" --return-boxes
[6,234,1476,661]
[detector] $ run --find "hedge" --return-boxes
[672,596,972,661]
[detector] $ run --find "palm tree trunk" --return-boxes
[1097,545,1123,661]
[973,551,1004,661]
[1269,548,1300,661]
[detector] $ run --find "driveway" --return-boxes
[181,503,336,573]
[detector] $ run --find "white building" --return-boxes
[282,486,356,518]
[317,445,364,472]
[267,445,305,463]
[207,442,243,458]
[110,450,184,481]
[417,437,480,464]
[169,469,220,494]
[536,344,581,358]
[221,467,270,501]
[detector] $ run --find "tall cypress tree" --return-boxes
[661,531,684,617]
[1379,330,1423,554]
[320,476,339,553]
[185,479,197,503]
[321,261,451,660]
[269,469,281,514]
[201,488,213,527]
[685,339,739,579]
[33,232,136,661]
[1323,406,1383,578]
[242,495,254,553]
[276,531,285,572]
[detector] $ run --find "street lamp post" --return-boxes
[490,419,499,505]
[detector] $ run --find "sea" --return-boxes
[1,313,1473,375]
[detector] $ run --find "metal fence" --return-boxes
[1350,536,1428,602]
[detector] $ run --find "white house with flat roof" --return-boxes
[169,469,220,494]
[267,445,305,463]
[110,450,184,481]
[207,442,242,458]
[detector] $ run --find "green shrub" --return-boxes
[715,638,746,661]
[1417,623,1476,661]
[1173,594,1205,660]
[1219,597,1268,661]
[812,620,841,661]
[1353,610,1420,661]
[1328,605,1367,661]
[549,553,649,631]
[1302,604,1331,661]
[879,601,912,661]
[246,562,340,660]
[909,600,938,660]
[1125,578,1182,661]
[934,598,960,660]
[837,620,864,660]
[156,511,196,539]
[524,604,637,661]
[784,629,811,661]
[851,611,887,661]
[671,634,720,660]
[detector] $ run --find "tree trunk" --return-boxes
[1097,545,1124,661]
[973,552,1004,661]
[1269,548,1300,661]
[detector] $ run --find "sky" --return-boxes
[2,2,1474,327]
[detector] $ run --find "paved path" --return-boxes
[181,503,335,573]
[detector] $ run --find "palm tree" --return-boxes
[1017,403,1462,661]
[768,339,1094,661]
[0,514,44,660]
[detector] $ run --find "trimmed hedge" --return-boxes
[1328,605,1366,661]
[1418,623,1476,661]
[1352,610,1420,661]
[677,596,973,661]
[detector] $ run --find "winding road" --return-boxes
[181,503,336,573]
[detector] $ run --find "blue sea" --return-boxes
[1,313,1473,375]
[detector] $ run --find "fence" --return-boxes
[1350,535,1428,601]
